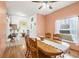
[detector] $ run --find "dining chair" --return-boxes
[28,38,39,58]
[25,36,39,58]
[53,34,61,41]
[45,33,51,38]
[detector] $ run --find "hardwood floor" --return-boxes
[2,38,26,58]
[2,45,26,58]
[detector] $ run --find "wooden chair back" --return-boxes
[53,34,61,40]
[28,38,38,58]
[45,33,51,38]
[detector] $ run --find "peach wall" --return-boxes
[0,2,7,57]
[36,14,46,36]
[46,2,79,38]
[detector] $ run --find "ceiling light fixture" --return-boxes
[32,1,56,9]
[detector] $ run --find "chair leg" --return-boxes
[25,51,30,58]
[25,52,28,57]
[60,53,64,58]
[36,51,39,58]
[29,52,32,58]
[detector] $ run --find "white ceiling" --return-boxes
[6,1,77,17]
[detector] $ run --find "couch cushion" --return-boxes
[58,34,73,41]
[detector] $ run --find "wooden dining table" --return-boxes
[37,39,69,57]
